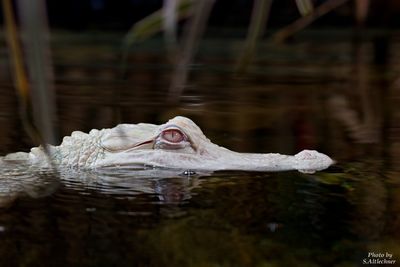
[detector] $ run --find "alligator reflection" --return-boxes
[0,163,205,208]
[0,163,60,208]
[61,167,205,202]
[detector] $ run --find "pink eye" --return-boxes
[161,129,184,143]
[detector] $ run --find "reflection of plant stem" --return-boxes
[355,0,370,27]
[163,0,179,60]
[2,0,30,104]
[2,0,39,143]
[235,0,272,74]
[168,0,215,102]
[18,0,57,145]
[272,0,350,43]
[2,0,57,168]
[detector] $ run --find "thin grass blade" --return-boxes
[123,0,193,48]
[168,0,216,101]
[121,0,193,79]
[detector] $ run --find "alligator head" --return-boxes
[91,116,334,173]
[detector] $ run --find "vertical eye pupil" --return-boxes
[162,129,184,143]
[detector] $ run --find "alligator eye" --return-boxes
[161,129,185,143]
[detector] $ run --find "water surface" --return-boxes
[0,31,399,266]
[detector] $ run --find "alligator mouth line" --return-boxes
[102,139,155,153]
[126,139,155,151]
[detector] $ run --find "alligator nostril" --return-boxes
[182,170,196,176]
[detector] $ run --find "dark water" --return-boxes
[0,31,400,266]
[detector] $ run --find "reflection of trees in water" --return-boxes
[0,163,204,208]
[0,163,60,208]
[0,164,398,266]
[328,38,384,145]
[348,163,387,240]
[0,31,396,160]
[344,160,400,260]
[0,169,204,266]
[386,177,400,239]
[271,173,352,246]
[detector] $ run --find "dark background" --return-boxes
[1,0,400,31]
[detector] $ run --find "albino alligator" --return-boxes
[1,116,334,173]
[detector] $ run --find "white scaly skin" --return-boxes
[30,129,104,167]
[2,116,334,173]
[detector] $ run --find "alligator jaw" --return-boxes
[208,149,334,173]
[95,145,334,173]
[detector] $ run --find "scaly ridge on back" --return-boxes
[56,129,105,168]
